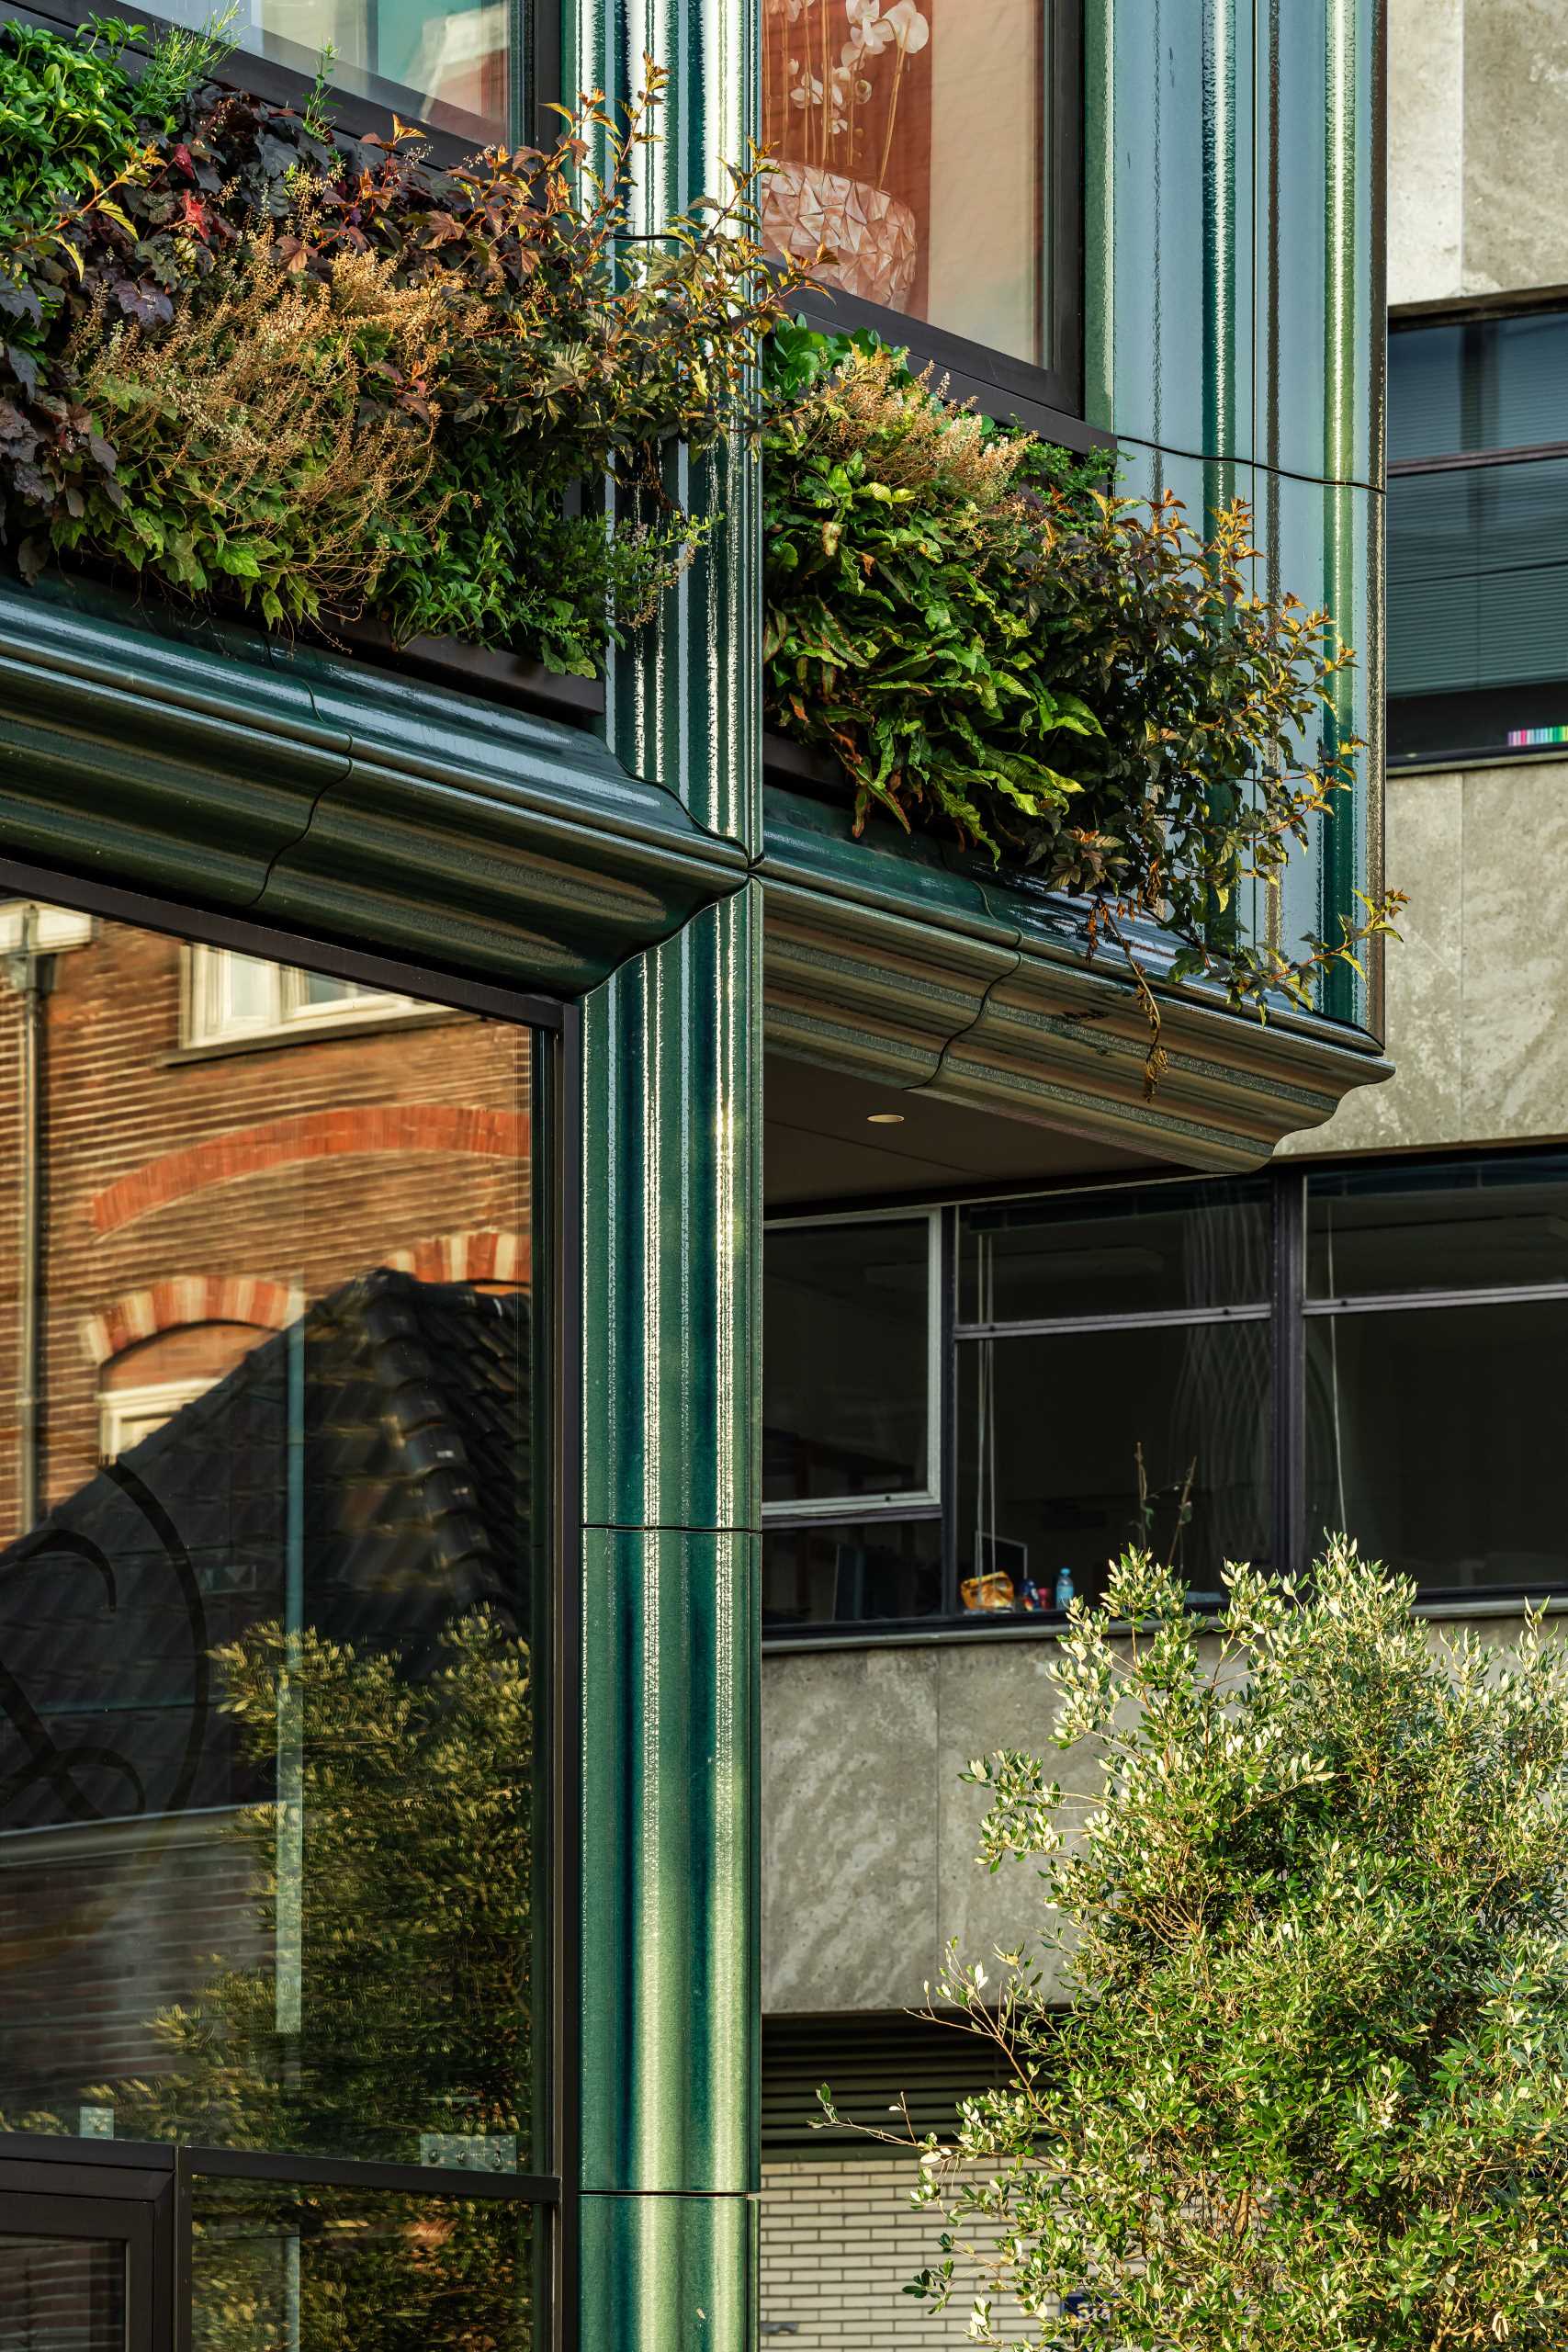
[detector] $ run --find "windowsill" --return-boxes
[762,1589,1568,1654]
[162,1006,468,1066]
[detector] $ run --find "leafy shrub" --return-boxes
[764,331,1403,1039]
[0,14,144,224]
[0,34,795,667]
[832,1542,1568,2349]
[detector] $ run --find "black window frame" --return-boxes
[1387,295,1568,774]
[761,1145,1568,1645]
[777,0,1100,449]
[0,0,546,162]
[0,855,580,2352]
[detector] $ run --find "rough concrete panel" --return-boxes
[1284,768,1467,1158]
[1462,0,1568,295]
[761,1645,939,2016]
[1387,0,1465,305]
[934,1641,1063,1990]
[1459,762,1568,1142]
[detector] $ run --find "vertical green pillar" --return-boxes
[563,0,763,2344]
[577,889,761,2346]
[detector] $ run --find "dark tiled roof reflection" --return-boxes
[0,1272,530,1832]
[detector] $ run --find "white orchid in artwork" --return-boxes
[883,0,930,51]
[766,0,929,179]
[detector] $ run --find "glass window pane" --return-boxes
[762,1516,942,1627]
[961,1181,1269,1324]
[0,908,542,2165]
[191,2179,534,2352]
[764,1220,931,1506]
[1387,456,1568,697]
[1389,312,1568,461]
[761,0,1048,366]
[958,1324,1272,1612]
[1306,1300,1568,1591]
[223,953,277,1026]
[1307,1155,1568,1297]
[297,969,370,1008]
[155,0,506,143]
[0,2239,125,2352]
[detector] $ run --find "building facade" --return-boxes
[0,1,1387,2347]
[758,6,1568,2343]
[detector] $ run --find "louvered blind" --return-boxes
[762,2013,1016,2163]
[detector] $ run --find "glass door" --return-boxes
[0,2164,167,2352]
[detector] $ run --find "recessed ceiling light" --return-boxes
[866,1111,906,1125]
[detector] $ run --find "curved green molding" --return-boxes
[0,578,745,992]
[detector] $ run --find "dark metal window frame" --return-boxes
[1,0,542,159]
[782,0,1100,447]
[762,1146,1568,1646]
[0,858,581,2351]
[1387,298,1568,774]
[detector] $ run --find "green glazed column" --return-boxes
[558,0,764,2330]
[578,882,762,2350]
[563,0,761,848]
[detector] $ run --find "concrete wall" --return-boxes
[761,1607,1560,2016]
[762,1635,1062,2017]
[1282,758,1568,1159]
[1390,0,1568,304]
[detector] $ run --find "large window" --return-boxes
[152,0,504,139]
[763,1150,1568,1636]
[1388,309,1568,767]
[0,897,552,2341]
[761,0,1081,408]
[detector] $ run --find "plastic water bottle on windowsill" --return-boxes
[1055,1566,1075,1614]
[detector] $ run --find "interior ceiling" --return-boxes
[763,1054,1180,1212]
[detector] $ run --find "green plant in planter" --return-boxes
[762,334,1403,1066]
[0,39,799,669]
[0,14,145,225]
[824,1543,1568,2349]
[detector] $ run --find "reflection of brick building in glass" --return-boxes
[0,904,536,2156]
[0,908,531,1541]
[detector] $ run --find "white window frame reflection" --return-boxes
[99,1375,217,1461]
[762,1206,943,1521]
[185,944,421,1047]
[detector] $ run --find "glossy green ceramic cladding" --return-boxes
[578,1528,759,2192]
[0,576,746,992]
[1081,0,1385,1032]
[581,887,762,1535]
[576,892,761,2337]
[564,0,761,850]
[579,2186,757,2348]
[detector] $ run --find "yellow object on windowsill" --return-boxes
[961,1572,1014,1612]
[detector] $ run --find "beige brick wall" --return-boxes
[761,2158,1030,2349]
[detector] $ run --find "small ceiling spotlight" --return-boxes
[866,1111,906,1125]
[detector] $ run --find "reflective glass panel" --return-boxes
[1305,1300,1568,1591]
[191,2179,534,2352]
[761,1514,942,1626]
[0,2238,125,2352]
[157,0,506,143]
[960,1181,1269,1324]
[761,0,1049,365]
[1306,1156,1568,1298]
[958,1322,1271,1611]
[764,1220,931,1506]
[0,904,542,2165]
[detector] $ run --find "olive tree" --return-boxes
[851,1542,1568,2349]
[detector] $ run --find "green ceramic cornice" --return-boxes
[0,578,746,994]
[761,781,1392,1170]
